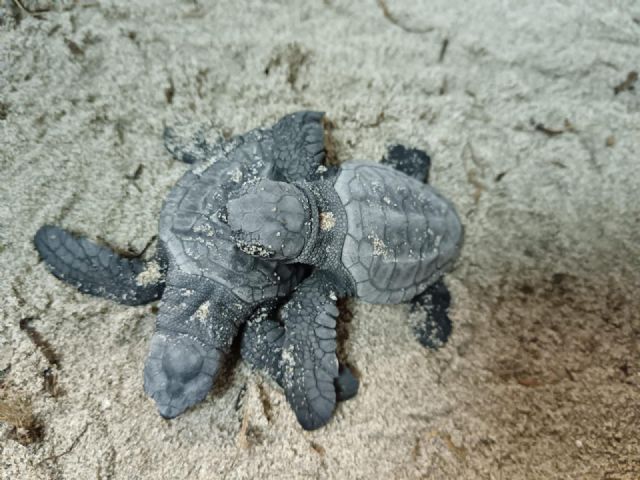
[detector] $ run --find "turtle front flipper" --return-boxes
[410,279,453,349]
[144,272,246,418]
[34,225,166,306]
[279,271,345,430]
[164,111,328,178]
[381,144,432,183]
[241,309,359,402]
[271,111,328,182]
[143,331,222,419]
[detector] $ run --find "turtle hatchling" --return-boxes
[34,112,359,428]
[226,145,464,429]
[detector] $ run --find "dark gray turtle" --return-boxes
[226,145,464,429]
[34,112,357,422]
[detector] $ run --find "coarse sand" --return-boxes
[1,1,639,478]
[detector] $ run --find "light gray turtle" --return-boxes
[226,144,464,429]
[34,111,358,423]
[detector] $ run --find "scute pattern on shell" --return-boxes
[159,129,301,304]
[334,162,462,304]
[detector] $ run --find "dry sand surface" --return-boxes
[1,1,639,478]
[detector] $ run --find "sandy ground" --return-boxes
[1,0,639,478]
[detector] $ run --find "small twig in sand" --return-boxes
[236,404,251,450]
[376,0,433,34]
[531,119,600,170]
[605,135,616,147]
[11,0,98,19]
[363,111,385,128]
[439,38,449,62]
[534,122,565,137]
[19,317,60,367]
[439,77,448,95]
[38,423,89,465]
[613,71,638,95]
[426,430,467,461]
[309,441,326,456]
[42,367,62,397]
[264,43,309,90]
[11,0,51,17]
[234,383,247,411]
[124,164,143,193]
[11,282,26,307]
[531,118,575,137]
[222,406,250,479]
[462,142,486,205]
[124,164,143,192]
[321,116,340,166]
[164,77,175,105]
[64,38,84,57]
[124,164,144,181]
[130,235,157,259]
[256,382,273,422]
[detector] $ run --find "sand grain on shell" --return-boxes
[135,260,163,286]
[319,211,336,231]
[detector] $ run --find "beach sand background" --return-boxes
[1,1,639,478]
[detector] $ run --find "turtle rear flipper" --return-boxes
[381,144,432,183]
[240,310,286,386]
[280,271,343,430]
[334,364,359,402]
[410,279,452,349]
[271,110,328,181]
[34,225,166,306]
[241,310,359,403]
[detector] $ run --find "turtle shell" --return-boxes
[159,129,303,305]
[333,161,462,304]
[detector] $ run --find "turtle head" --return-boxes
[226,179,313,262]
[143,332,222,419]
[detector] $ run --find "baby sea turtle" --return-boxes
[34,112,358,424]
[226,145,464,429]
